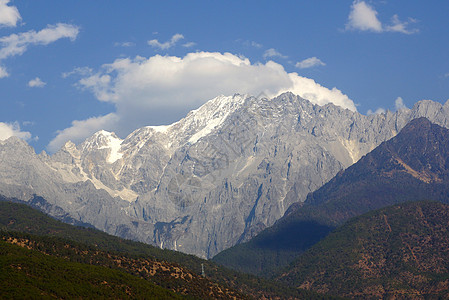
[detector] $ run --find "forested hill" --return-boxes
[277,201,449,298]
[0,197,334,299]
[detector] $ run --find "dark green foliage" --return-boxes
[277,201,449,298]
[0,240,182,299]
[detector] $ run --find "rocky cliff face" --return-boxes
[1,92,449,258]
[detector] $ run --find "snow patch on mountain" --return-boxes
[81,130,124,163]
[187,94,247,143]
[146,125,170,134]
[106,134,123,163]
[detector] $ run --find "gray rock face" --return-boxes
[1,92,449,258]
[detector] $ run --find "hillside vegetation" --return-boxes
[0,197,334,299]
[0,240,183,299]
[277,201,449,298]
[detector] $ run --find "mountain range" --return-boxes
[213,117,449,276]
[2,92,449,258]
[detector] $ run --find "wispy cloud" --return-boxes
[148,33,184,50]
[385,15,419,34]
[182,42,196,48]
[114,41,135,47]
[237,39,263,48]
[62,66,93,79]
[0,23,79,61]
[0,0,21,28]
[251,41,262,48]
[367,107,386,115]
[345,1,418,34]
[296,57,326,69]
[263,48,287,59]
[0,65,8,78]
[395,96,408,110]
[28,77,46,87]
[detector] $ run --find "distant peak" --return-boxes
[93,130,115,137]
[406,116,432,126]
[399,117,432,134]
[62,140,77,150]
[411,99,443,112]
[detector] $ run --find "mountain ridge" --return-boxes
[2,93,449,258]
[213,117,449,275]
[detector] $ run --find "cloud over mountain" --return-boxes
[0,122,31,141]
[49,51,356,151]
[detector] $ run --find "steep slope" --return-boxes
[277,201,449,299]
[0,240,184,299]
[2,93,449,258]
[0,198,333,300]
[213,118,449,275]
[1,233,243,299]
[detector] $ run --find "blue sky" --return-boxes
[0,1,448,153]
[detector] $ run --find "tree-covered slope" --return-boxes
[0,240,183,299]
[0,197,334,299]
[277,201,449,299]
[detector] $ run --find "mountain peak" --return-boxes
[181,94,249,144]
[400,116,432,131]
[81,130,123,163]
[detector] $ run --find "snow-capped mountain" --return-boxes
[2,92,449,258]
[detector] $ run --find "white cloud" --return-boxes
[0,121,32,141]
[367,108,386,115]
[394,96,408,110]
[28,77,46,87]
[345,1,417,34]
[0,0,21,28]
[50,51,356,151]
[283,75,355,110]
[263,48,287,59]
[296,57,326,69]
[0,23,79,60]
[0,65,8,78]
[148,33,184,50]
[346,1,382,32]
